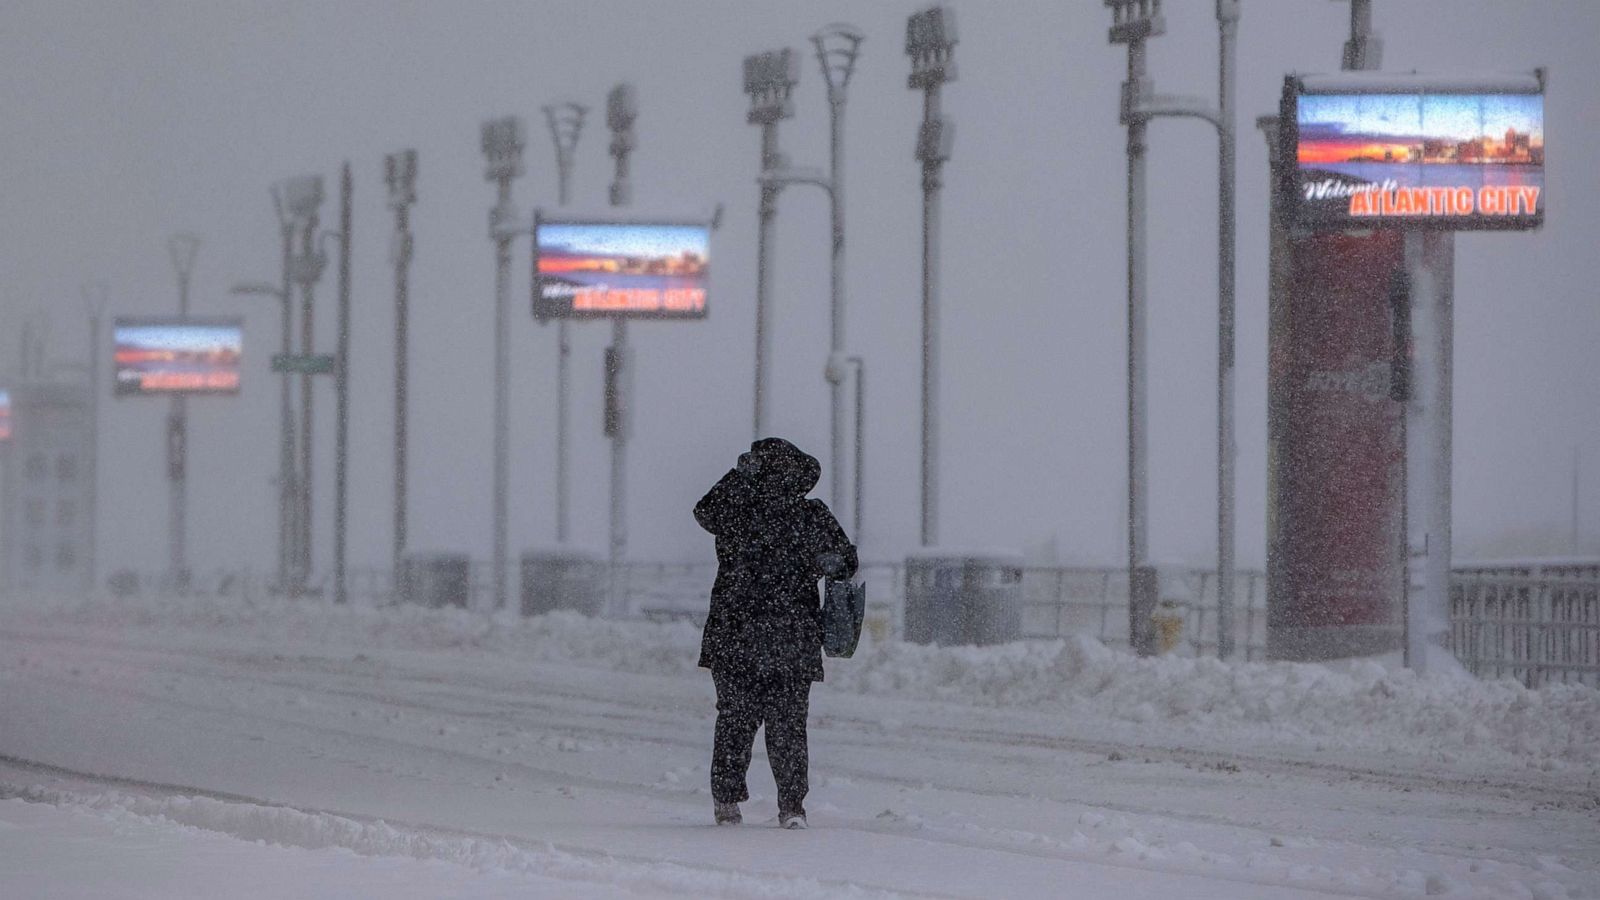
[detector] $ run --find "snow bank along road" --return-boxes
[0,595,1596,899]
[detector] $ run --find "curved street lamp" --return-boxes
[810,23,863,530]
[541,100,588,546]
[165,232,201,593]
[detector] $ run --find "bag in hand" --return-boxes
[822,577,866,658]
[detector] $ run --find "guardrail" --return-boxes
[1449,560,1600,688]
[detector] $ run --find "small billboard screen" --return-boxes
[1283,74,1544,230]
[113,318,243,396]
[0,389,10,442]
[534,220,709,319]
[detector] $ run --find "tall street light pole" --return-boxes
[743,48,798,440]
[283,175,326,595]
[276,203,296,597]
[240,183,302,595]
[386,150,418,597]
[332,162,352,605]
[605,84,636,612]
[229,250,295,593]
[81,282,108,593]
[1568,445,1580,550]
[812,23,864,524]
[167,233,201,593]
[483,116,527,611]
[543,101,588,545]
[1108,1,1160,657]
[1105,0,1237,657]
[231,279,295,593]
[274,190,297,596]
[1214,0,1240,660]
[907,6,956,549]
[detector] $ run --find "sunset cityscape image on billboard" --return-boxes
[113,318,243,397]
[1286,79,1544,230]
[0,389,10,442]
[534,221,709,319]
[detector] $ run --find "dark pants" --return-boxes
[710,670,812,814]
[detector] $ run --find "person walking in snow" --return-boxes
[693,437,857,829]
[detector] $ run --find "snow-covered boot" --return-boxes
[779,811,807,830]
[714,801,742,825]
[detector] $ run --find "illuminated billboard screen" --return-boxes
[534,220,709,319]
[113,318,243,396]
[0,389,10,442]
[1282,74,1544,230]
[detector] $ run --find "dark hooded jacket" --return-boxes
[694,438,858,682]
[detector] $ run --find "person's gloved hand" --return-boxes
[816,552,846,578]
[736,452,762,479]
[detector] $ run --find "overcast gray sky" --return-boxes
[2,0,1597,577]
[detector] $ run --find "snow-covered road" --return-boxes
[0,595,1595,899]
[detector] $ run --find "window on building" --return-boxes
[24,498,45,527]
[24,453,47,480]
[24,544,42,572]
[57,543,77,572]
[57,454,78,482]
[58,499,76,527]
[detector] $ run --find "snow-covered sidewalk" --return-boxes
[0,794,634,900]
[0,592,1595,899]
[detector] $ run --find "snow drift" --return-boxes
[7,592,1598,773]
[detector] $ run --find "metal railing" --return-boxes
[1449,560,1600,688]
[602,560,1268,658]
[1012,565,1269,658]
[89,558,1600,685]
[93,560,1268,656]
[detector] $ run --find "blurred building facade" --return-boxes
[0,382,93,594]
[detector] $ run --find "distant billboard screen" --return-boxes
[534,220,709,319]
[113,318,243,396]
[1282,74,1544,230]
[0,389,10,442]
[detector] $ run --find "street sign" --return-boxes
[271,353,337,375]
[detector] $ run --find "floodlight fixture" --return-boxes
[169,234,201,272]
[606,83,637,135]
[543,101,589,169]
[607,83,637,207]
[812,23,865,101]
[1106,0,1166,45]
[168,233,201,282]
[481,116,527,182]
[280,175,325,223]
[743,48,799,125]
[385,149,418,210]
[906,6,957,90]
